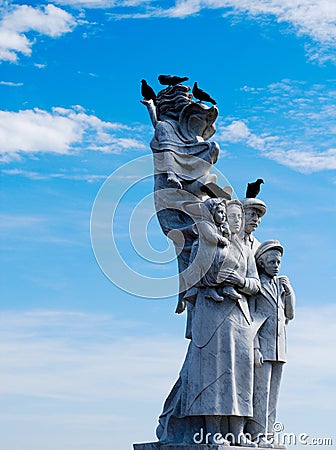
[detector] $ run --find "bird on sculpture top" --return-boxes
[192,82,217,105]
[246,179,264,198]
[158,74,189,86]
[141,79,157,104]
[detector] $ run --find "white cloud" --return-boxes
[217,119,274,151]
[55,0,150,8]
[102,0,336,62]
[34,63,47,69]
[0,306,334,449]
[218,119,336,172]
[0,80,23,86]
[164,0,202,18]
[0,310,183,401]
[0,4,76,62]
[2,307,334,384]
[168,0,336,48]
[48,0,336,63]
[0,213,47,231]
[0,305,335,410]
[2,168,109,182]
[0,106,145,159]
[218,120,250,142]
[218,79,336,173]
[264,147,336,172]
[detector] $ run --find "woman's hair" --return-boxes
[226,199,243,214]
[156,85,192,121]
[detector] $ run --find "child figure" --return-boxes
[203,200,242,302]
[184,198,242,304]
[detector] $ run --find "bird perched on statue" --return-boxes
[192,82,217,105]
[141,79,157,104]
[158,74,189,86]
[246,179,264,198]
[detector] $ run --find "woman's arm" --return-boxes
[140,99,158,127]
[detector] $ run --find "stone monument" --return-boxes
[135,76,295,449]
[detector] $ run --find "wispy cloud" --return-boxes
[0,310,180,401]
[0,80,23,86]
[0,212,78,248]
[262,147,336,172]
[0,306,334,449]
[0,105,146,160]
[34,63,47,69]
[218,79,336,173]
[0,4,76,63]
[56,0,150,8]
[0,305,335,406]
[3,2,330,64]
[217,119,276,151]
[101,0,336,62]
[0,213,48,231]
[283,304,336,411]
[2,168,109,182]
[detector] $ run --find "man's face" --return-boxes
[244,207,262,234]
[260,250,282,277]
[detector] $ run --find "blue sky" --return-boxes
[1,1,336,449]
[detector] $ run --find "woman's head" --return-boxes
[226,200,244,234]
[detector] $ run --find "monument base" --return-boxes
[133,443,286,450]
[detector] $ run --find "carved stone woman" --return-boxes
[156,200,260,447]
[142,84,221,314]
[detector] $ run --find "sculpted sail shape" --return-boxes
[136,77,295,449]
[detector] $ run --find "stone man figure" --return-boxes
[240,198,267,253]
[246,240,295,448]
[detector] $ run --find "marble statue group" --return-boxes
[138,77,296,449]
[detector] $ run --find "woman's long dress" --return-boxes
[157,236,260,444]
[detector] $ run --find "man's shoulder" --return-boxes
[251,235,261,253]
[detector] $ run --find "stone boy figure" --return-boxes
[247,240,295,448]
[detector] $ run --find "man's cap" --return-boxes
[255,240,284,261]
[240,197,267,216]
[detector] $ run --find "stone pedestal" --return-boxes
[133,443,286,450]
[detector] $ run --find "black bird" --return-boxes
[246,179,264,198]
[192,82,217,105]
[141,79,157,103]
[158,74,189,86]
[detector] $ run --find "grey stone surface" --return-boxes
[155,201,261,446]
[246,240,295,440]
[240,197,267,254]
[138,79,295,449]
[142,83,220,315]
